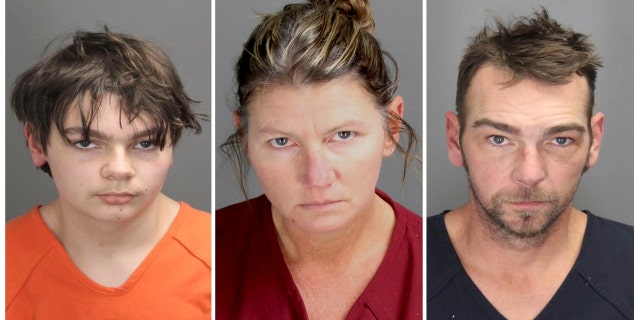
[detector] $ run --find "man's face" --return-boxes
[31,94,174,222]
[245,75,400,234]
[446,65,604,239]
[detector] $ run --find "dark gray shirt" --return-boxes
[427,210,633,319]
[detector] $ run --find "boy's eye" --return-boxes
[135,141,156,150]
[74,140,97,149]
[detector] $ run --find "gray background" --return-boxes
[6,0,212,221]
[215,1,424,214]
[427,0,633,225]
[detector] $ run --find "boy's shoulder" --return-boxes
[6,207,55,308]
[172,202,211,268]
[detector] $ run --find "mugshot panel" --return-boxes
[426,0,633,226]
[214,0,424,214]
[5,0,212,220]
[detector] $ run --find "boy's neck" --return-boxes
[38,193,180,287]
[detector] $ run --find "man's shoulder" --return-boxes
[575,211,633,317]
[583,211,633,252]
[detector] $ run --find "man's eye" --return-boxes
[135,141,156,150]
[488,135,508,146]
[74,140,97,149]
[268,137,291,148]
[552,137,572,146]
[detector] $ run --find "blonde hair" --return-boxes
[222,0,417,199]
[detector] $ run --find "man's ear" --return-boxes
[24,124,47,167]
[446,111,464,167]
[383,96,404,157]
[586,112,604,169]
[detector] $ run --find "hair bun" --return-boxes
[309,0,375,32]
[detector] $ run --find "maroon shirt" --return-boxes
[216,189,423,319]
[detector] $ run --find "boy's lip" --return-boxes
[97,192,136,205]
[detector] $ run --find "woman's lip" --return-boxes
[300,200,343,210]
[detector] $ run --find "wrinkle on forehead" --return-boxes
[466,65,591,127]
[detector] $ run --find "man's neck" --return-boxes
[444,203,588,319]
[445,203,587,273]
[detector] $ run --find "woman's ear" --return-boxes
[233,111,242,128]
[383,96,404,157]
[24,123,48,167]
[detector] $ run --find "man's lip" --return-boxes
[507,201,548,207]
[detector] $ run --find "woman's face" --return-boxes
[244,75,401,234]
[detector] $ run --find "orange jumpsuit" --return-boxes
[6,202,211,319]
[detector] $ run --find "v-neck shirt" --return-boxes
[427,210,633,319]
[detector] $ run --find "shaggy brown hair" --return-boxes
[12,27,204,175]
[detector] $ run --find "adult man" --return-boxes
[6,29,211,319]
[427,9,632,320]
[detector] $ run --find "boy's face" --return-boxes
[28,94,174,222]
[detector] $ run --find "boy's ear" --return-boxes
[24,124,47,167]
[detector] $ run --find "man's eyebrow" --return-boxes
[471,118,520,135]
[544,124,586,136]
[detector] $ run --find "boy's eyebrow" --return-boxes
[63,127,161,140]
[471,118,520,135]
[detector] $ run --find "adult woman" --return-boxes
[216,1,422,318]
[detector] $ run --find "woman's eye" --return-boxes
[334,131,356,141]
[268,137,291,148]
[135,141,156,150]
[74,140,97,149]
[488,135,509,146]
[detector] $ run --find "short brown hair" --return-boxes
[456,8,602,134]
[12,27,205,175]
